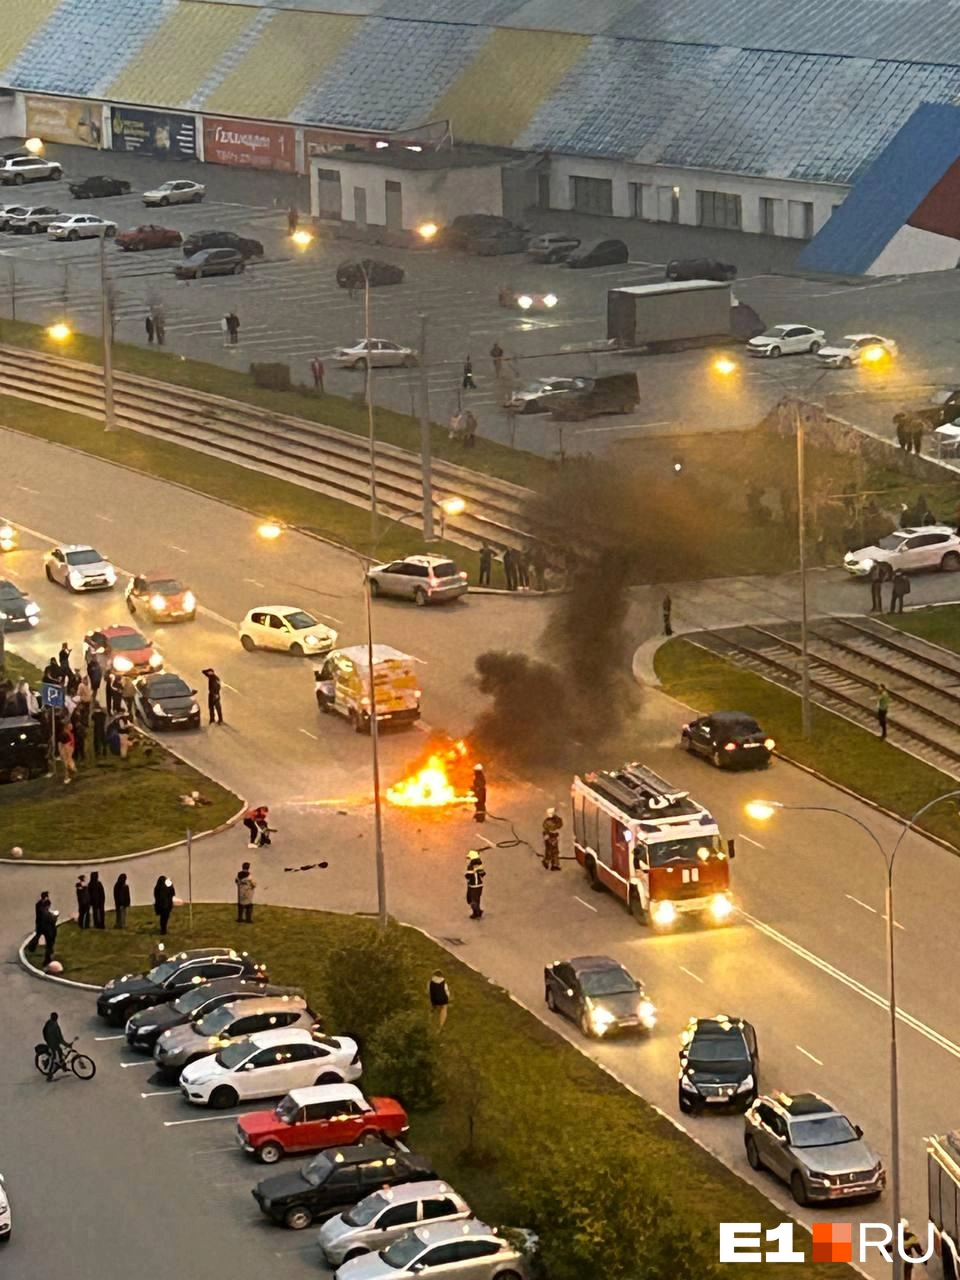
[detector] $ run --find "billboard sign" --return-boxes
[110,106,197,158]
[202,116,296,172]
[25,95,103,148]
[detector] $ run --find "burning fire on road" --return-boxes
[386,739,476,809]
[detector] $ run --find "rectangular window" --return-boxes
[759,197,778,235]
[696,189,742,230]
[628,182,649,219]
[570,175,613,216]
[537,172,551,209]
[787,199,814,239]
[315,168,342,221]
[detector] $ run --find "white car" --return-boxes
[6,205,62,233]
[746,324,825,358]
[48,214,118,241]
[843,526,960,577]
[0,155,62,185]
[816,333,897,368]
[335,339,417,370]
[0,1173,10,1242]
[334,1219,533,1280]
[0,204,28,229]
[142,179,205,207]
[44,543,117,592]
[239,606,337,656]
[178,1028,361,1108]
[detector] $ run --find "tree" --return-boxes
[367,1009,440,1110]
[322,921,417,1045]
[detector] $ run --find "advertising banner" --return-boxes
[25,95,103,148]
[202,116,296,172]
[303,126,378,159]
[110,106,197,158]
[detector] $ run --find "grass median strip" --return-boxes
[655,637,960,850]
[887,602,960,653]
[37,904,850,1280]
[1,652,238,860]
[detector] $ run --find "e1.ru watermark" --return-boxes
[720,1222,934,1263]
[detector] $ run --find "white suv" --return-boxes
[844,526,960,577]
[0,155,62,185]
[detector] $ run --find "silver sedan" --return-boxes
[335,339,416,370]
[143,180,205,207]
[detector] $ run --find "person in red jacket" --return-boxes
[243,805,271,848]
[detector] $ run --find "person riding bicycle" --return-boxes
[42,1011,68,1081]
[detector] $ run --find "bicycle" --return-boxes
[34,1039,96,1081]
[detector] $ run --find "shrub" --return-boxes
[367,1008,440,1110]
[249,362,291,391]
[322,920,418,1045]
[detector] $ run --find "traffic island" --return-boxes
[0,653,240,861]
[24,904,853,1280]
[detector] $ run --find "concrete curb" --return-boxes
[18,933,100,990]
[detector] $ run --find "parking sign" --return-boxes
[41,682,65,710]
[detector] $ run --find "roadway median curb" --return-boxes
[17,933,101,990]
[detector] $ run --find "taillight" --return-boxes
[724,742,737,752]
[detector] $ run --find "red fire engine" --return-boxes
[571,763,735,928]
[928,1131,960,1279]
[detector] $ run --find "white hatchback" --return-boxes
[179,1028,361,1108]
[239,606,337,656]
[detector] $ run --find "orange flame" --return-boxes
[386,739,474,808]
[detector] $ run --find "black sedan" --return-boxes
[182,229,263,259]
[666,257,737,282]
[133,672,200,730]
[335,258,404,290]
[679,1015,758,1114]
[96,948,266,1024]
[125,977,278,1050]
[545,955,656,1038]
[69,175,131,199]
[0,578,39,629]
[565,238,628,268]
[681,711,774,769]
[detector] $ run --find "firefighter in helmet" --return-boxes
[465,850,486,919]
[542,807,563,870]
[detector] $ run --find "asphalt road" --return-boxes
[1,146,958,458]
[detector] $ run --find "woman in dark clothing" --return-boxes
[88,871,106,929]
[75,875,91,929]
[153,876,175,935]
[113,873,130,928]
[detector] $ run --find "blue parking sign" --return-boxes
[41,682,65,710]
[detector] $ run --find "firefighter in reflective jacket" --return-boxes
[901,1222,925,1280]
[465,851,486,919]
[542,808,563,871]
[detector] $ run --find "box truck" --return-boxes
[607,280,762,353]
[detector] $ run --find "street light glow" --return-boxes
[46,322,72,342]
[291,229,314,249]
[745,800,781,822]
[862,344,888,364]
[417,222,439,241]
[256,519,283,540]
[439,496,465,517]
[24,137,44,155]
[713,356,738,376]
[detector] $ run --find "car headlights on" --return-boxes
[304,634,320,646]
[68,569,85,588]
[650,900,676,927]
[149,594,167,612]
[517,294,533,310]
[190,703,199,714]
[543,293,558,308]
[638,999,657,1026]
[113,655,134,673]
[589,1004,616,1032]
[151,702,168,716]
[25,602,39,616]
[182,591,196,611]
[763,737,775,750]
[710,893,733,922]
[104,566,117,584]
[148,652,163,668]
[735,1074,754,1093]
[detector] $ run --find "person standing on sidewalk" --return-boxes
[876,683,890,739]
[478,542,493,588]
[542,808,563,870]
[465,851,486,919]
[153,876,175,935]
[867,561,883,613]
[235,862,256,923]
[113,872,130,928]
[889,569,910,614]
[310,356,325,392]
[145,314,155,344]
[88,871,106,929]
[75,875,91,928]
[662,592,673,637]
[462,355,476,390]
[201,668,223,724]
[27,891,52,954]
[287,206,299,235]
[490,342,504,378]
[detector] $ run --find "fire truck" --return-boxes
[571,763,734,928]
[928,1131,960,1279]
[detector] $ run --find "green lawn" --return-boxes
[0,319,552,490]
[656,638,960,851]
[38,904,852,1280]
[888,603,960,653]
[0,652,239,859]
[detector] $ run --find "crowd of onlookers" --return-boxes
[476,540,577,592]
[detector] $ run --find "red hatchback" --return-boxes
[237,1083,408,1164]
[84,624,163,675]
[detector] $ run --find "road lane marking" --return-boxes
[120,1059,154,1068]
[573,895,598,912]
[679,966,704,984]
[742,910,960,1060]
[797,1044,824,1066]
[243,578,264,587]
[221,681,241,695]
[191,1145,238,1154]
[17,484,39,494]
[169,543,188,553]
[140,1090,175,1098]
[94,1034,125,1041]
[845,893,877,914]
[163,1114,236,1126]
[737,833,765,850]
[95,513,114,522]
[299,728,317,740]
[476,835,494,848]
[882,915,906,932]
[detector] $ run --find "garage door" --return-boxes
[316,168,342,220]
[571,176,613,216]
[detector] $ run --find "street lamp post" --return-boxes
[418,311,434,542]
[362,264,377,539]
[746,791,960,1275]
[99,232,116,432]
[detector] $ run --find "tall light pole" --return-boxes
[418,311,434,542]
[746,790,960,1277]
[99,232,116,432]
[361,263,377,539]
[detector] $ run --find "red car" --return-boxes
[116,224,183,252]
[236,1083,408,1164]
[83,624,164,675]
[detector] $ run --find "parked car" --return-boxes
[549,372,639,420]
[0,205,28,230]
[816,333,898,368]
[83,625,162,675]
[0,579,39,629]
[125,570,196,621]
[335,1219,535,1280]
[155,993,320,1079]
[439,214,528,255]
[43,544,116,592]
[565,238,629,268]
[237,1083,408,1164]
[336,259,405,290]
[367,555,467,606]
[680,711,775,769]
[96,948,267,1024]
[47,214,117,240]
[746,324,825,357]
[744,1091,885,1205]
[843,526,960,578]
[666,257,737,282]
[544,955,656,1038]
[179,1028,361,1108]
[0,1173,9,1240]
[526,232,580,263]
[507,377,589,414]
[133,672,200,731]
[182,230,262,258]
[678,1015,758,1114]
[252,1141,435,1230]
[174,247,245,279]
[69,175,131,199]
[239,606,337,656]
[0,155,62,185]
[124,978,288,1051]
[116,224,182,251]
[0,716,48,784]
[6,206,62,234]
[335,339,416,370]
[497,286,558,312]
[143,179,205,206]
[319,1181,472,1268]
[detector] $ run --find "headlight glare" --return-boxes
[710,893,733,922]
[183,591,196,611]
[149,594,167,612]
[68,570,84,588]
[651,900,676,927]
[148,652,163,668]
[112,656,133,673]
[517,295,533,310]
[25,602,39,616]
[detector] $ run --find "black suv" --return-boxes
[69,175,131,199]
[96,948,267,1025]
[0,715,47,783]
[665,256,737,282]
[125,977,291,1050]
[253,1142,435,1230]
[182,229,263,259]
[678,1015,758,1114]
